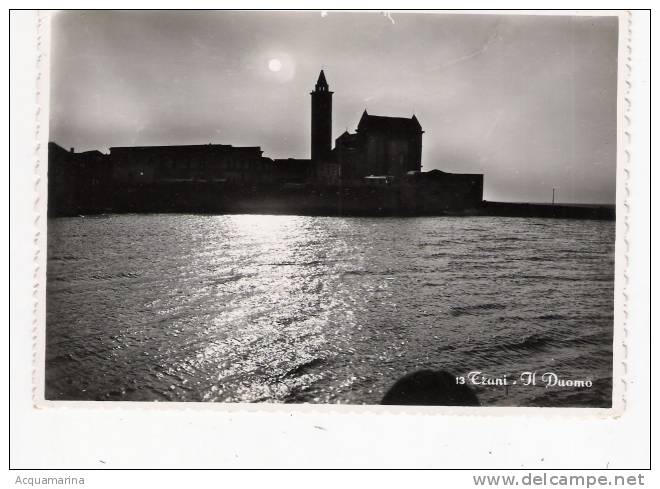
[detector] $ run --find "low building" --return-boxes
[402,169,484,212]
[48,143,113,215]
[271,158,311,185]
[109,144,271,185]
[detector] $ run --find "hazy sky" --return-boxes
[49,11,619,203]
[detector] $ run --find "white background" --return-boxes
[6,2,653,485]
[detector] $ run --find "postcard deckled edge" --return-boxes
[614,8,633,417]
[33,9,50,409]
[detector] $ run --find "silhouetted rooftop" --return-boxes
[48,142,107,159]
[316,70,328,87]
[423,169,483,179]
[273,158,311,168]
[335,131,357,142]
[77,150,105,157]
[357,110,422,133]
[312,69,332,94]
[109,144,263,155]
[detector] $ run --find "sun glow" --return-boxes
[268,58,282,72]
[260,52,295,82]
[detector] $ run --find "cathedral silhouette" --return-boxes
[47,70,488,217]
[310,70,424,184]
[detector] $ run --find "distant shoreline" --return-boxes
[48,200,615,221]
[479,201,615,220]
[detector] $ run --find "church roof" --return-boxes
[316,70,328,87]
[336,130,354,141]
[312,69,332,93]
[357,110,422,133]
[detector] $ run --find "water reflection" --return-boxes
[46,215,615,406]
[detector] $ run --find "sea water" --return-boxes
[45,214,615,406]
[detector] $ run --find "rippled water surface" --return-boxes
[46,215,615,406]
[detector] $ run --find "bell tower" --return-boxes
[310,70,333,161]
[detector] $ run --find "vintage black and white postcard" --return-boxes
[32,9,629,414]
